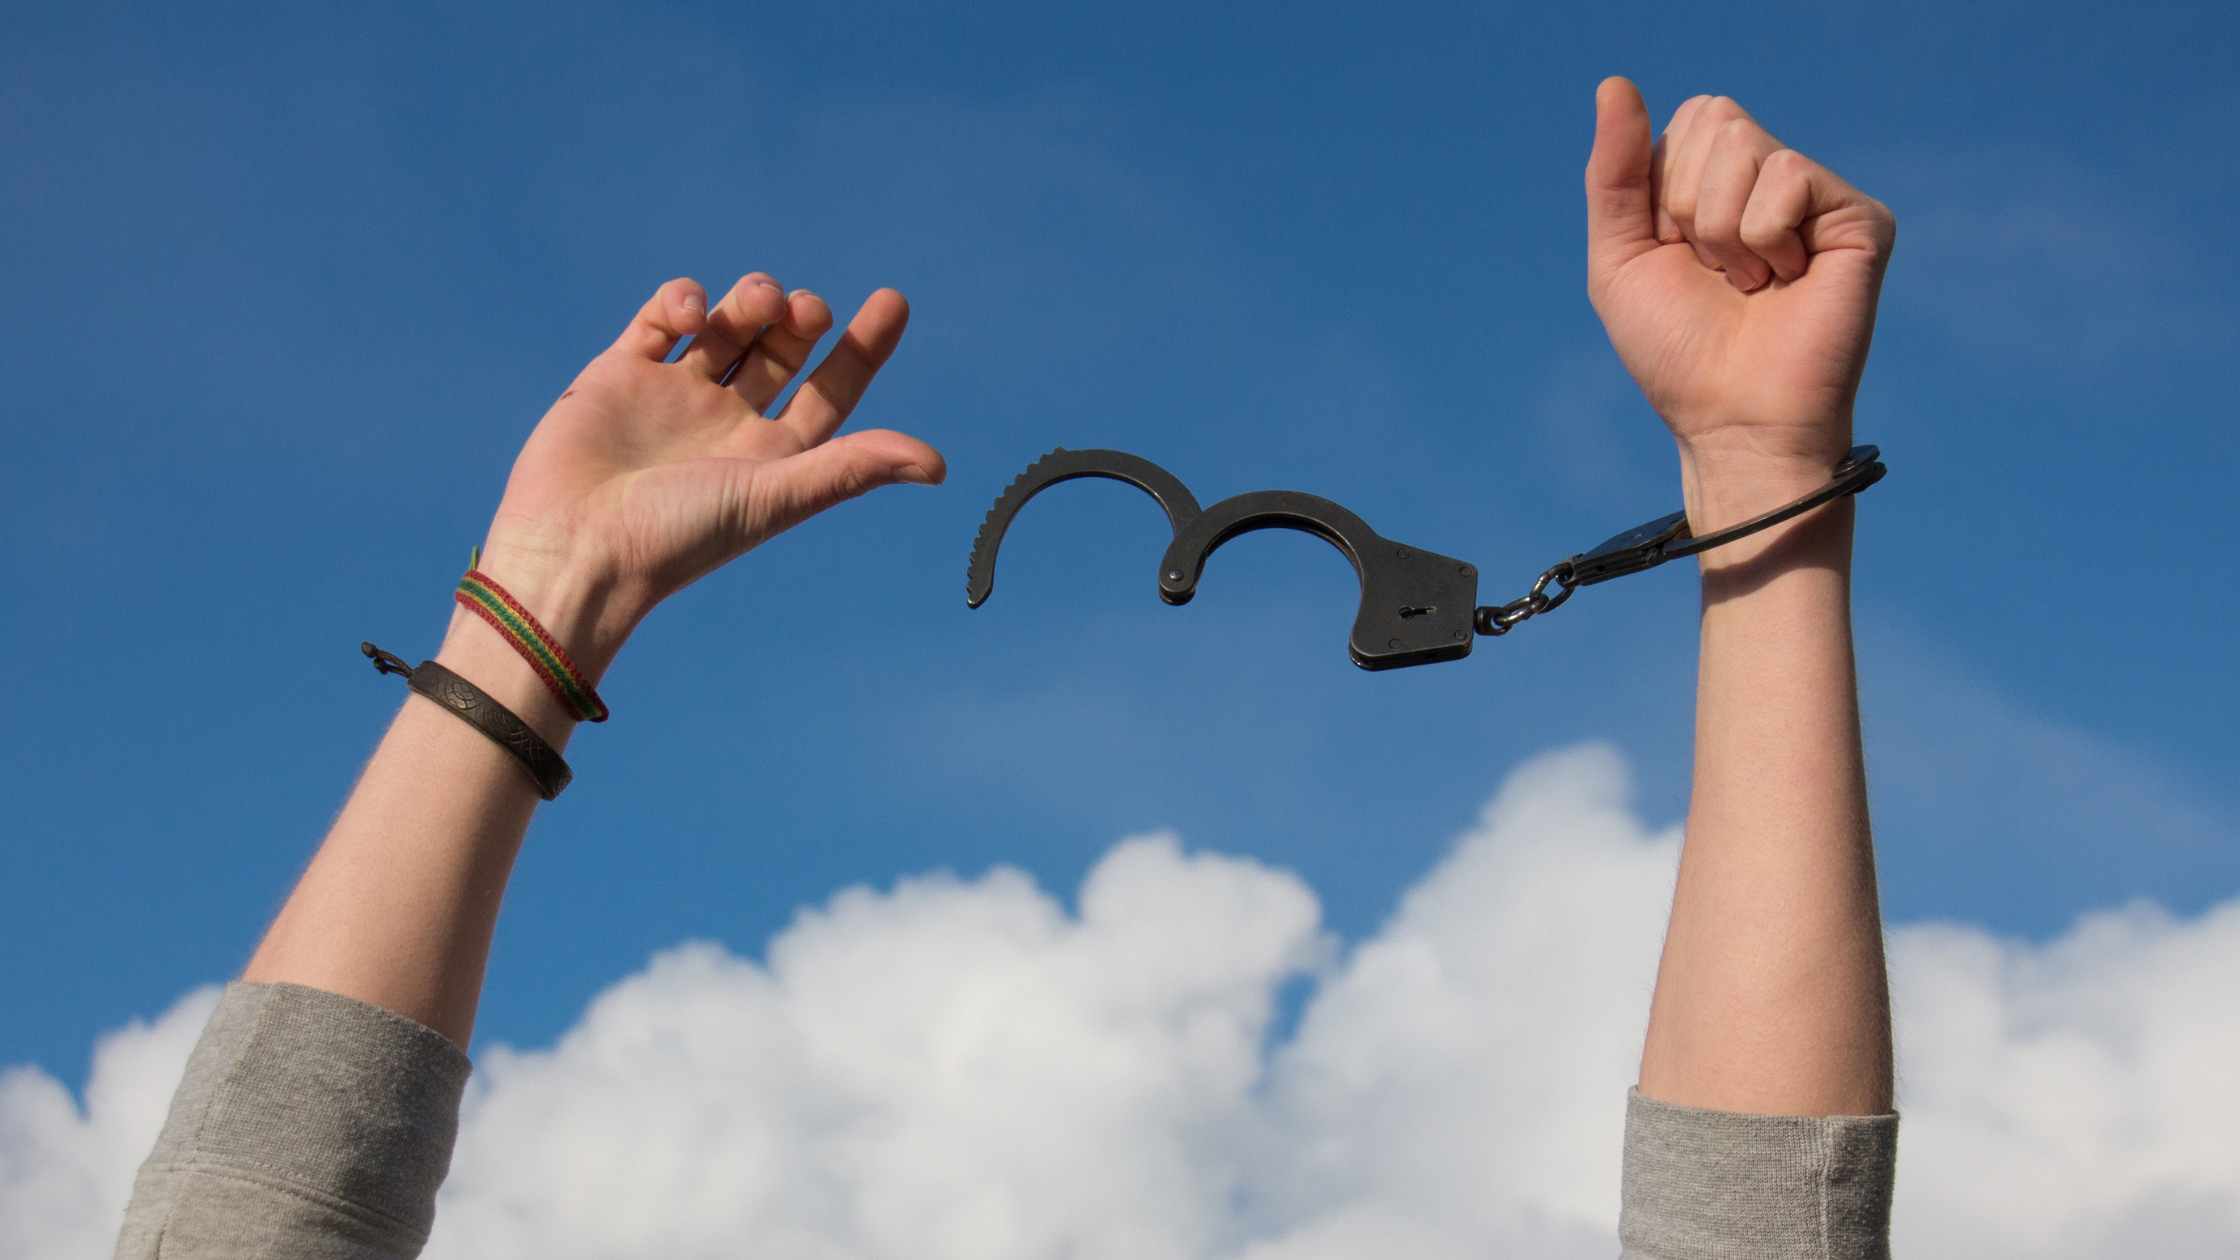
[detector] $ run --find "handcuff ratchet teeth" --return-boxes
[965,444,1884,671]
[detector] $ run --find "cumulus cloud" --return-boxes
[0,985,219,1260]
[6,744,2238,1258]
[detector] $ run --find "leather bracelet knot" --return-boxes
[362,643,573,800]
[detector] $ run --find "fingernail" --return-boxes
[896,464,938,485]
[680,288,705,314]
[753,277,780,291]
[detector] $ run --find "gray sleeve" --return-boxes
[112,981,472,1260]
[1618,1087,1898,1260]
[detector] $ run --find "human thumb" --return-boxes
[1584,76,1658,288]
[745,429,945,541]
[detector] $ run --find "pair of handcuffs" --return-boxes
[965,445,1885,670]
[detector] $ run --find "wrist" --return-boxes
[434,539,643,744]
[465,531,648,677]
[1675,439,1857,578]
[432,619,583,749]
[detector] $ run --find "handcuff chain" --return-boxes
[1473,561,1576,636]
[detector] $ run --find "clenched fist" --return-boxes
[1583,78,1895,527]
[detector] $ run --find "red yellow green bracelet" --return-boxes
[454,566,609,723]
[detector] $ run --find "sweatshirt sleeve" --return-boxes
[112,981,472,1260]
[1618,1087,1898,1260]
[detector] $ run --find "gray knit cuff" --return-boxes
[143,981,473,1239]
[1619,1087,1898,1260]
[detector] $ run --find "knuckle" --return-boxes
[1666,94,1710,130]
[734,473,778,535]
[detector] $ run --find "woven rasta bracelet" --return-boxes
[362,643,572,800]
[454,568,610,723]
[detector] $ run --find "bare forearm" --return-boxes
[118,274,933,1260]
[234,274,934,1053]
[1637,459,1891,1115]
[241,576,614,1048]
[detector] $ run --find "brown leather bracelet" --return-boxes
[361,643,572,800]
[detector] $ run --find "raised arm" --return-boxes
[115,275,942,1259]
[238,277,939,1045]
[1582,78,1899,1254]
[1586,77,1894,1117]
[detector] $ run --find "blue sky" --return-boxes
[4,0,2236,1092]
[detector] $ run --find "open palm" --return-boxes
[478,275,942,651]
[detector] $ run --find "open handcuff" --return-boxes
[966,445,1885,670]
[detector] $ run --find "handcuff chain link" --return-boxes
[1473,561,1575,636]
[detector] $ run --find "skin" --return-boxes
[241,275,944,1044]
[247,77,1896,1119]
[1586,78,1896,1115]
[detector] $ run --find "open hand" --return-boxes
[1583,78,1895,499]
[470,275,944,672]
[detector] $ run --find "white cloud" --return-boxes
[6,744,2237,1258]
[1886,899,2240,1257]
[0,985,219,1260]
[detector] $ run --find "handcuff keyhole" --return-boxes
[1398,604,1436,619]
